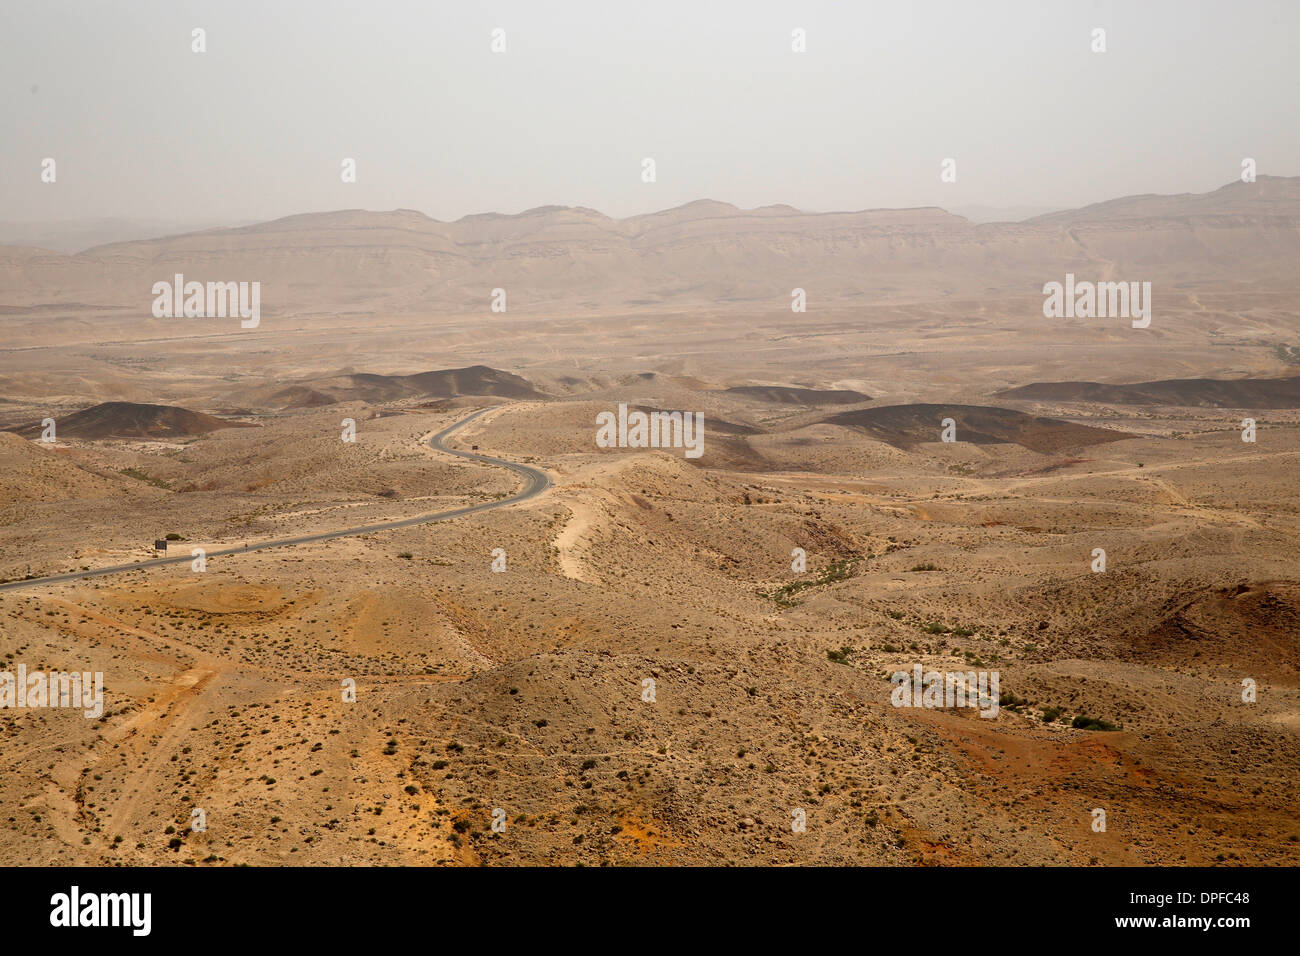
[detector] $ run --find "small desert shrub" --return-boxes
[1072,715,1120,731]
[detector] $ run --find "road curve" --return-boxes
[0,406,551,593]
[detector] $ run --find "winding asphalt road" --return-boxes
[0,406,551,593]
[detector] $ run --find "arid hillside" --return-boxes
[999,375,1300,408]
[5,402,253,440]
[1,392,1297,866]
[249,366,547,410]
[821,404,1135,453]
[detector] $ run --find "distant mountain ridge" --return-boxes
[2,177,1298,317]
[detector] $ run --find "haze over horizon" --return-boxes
[4,0,1298,228]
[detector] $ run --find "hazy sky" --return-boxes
[3,0,1298,224]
